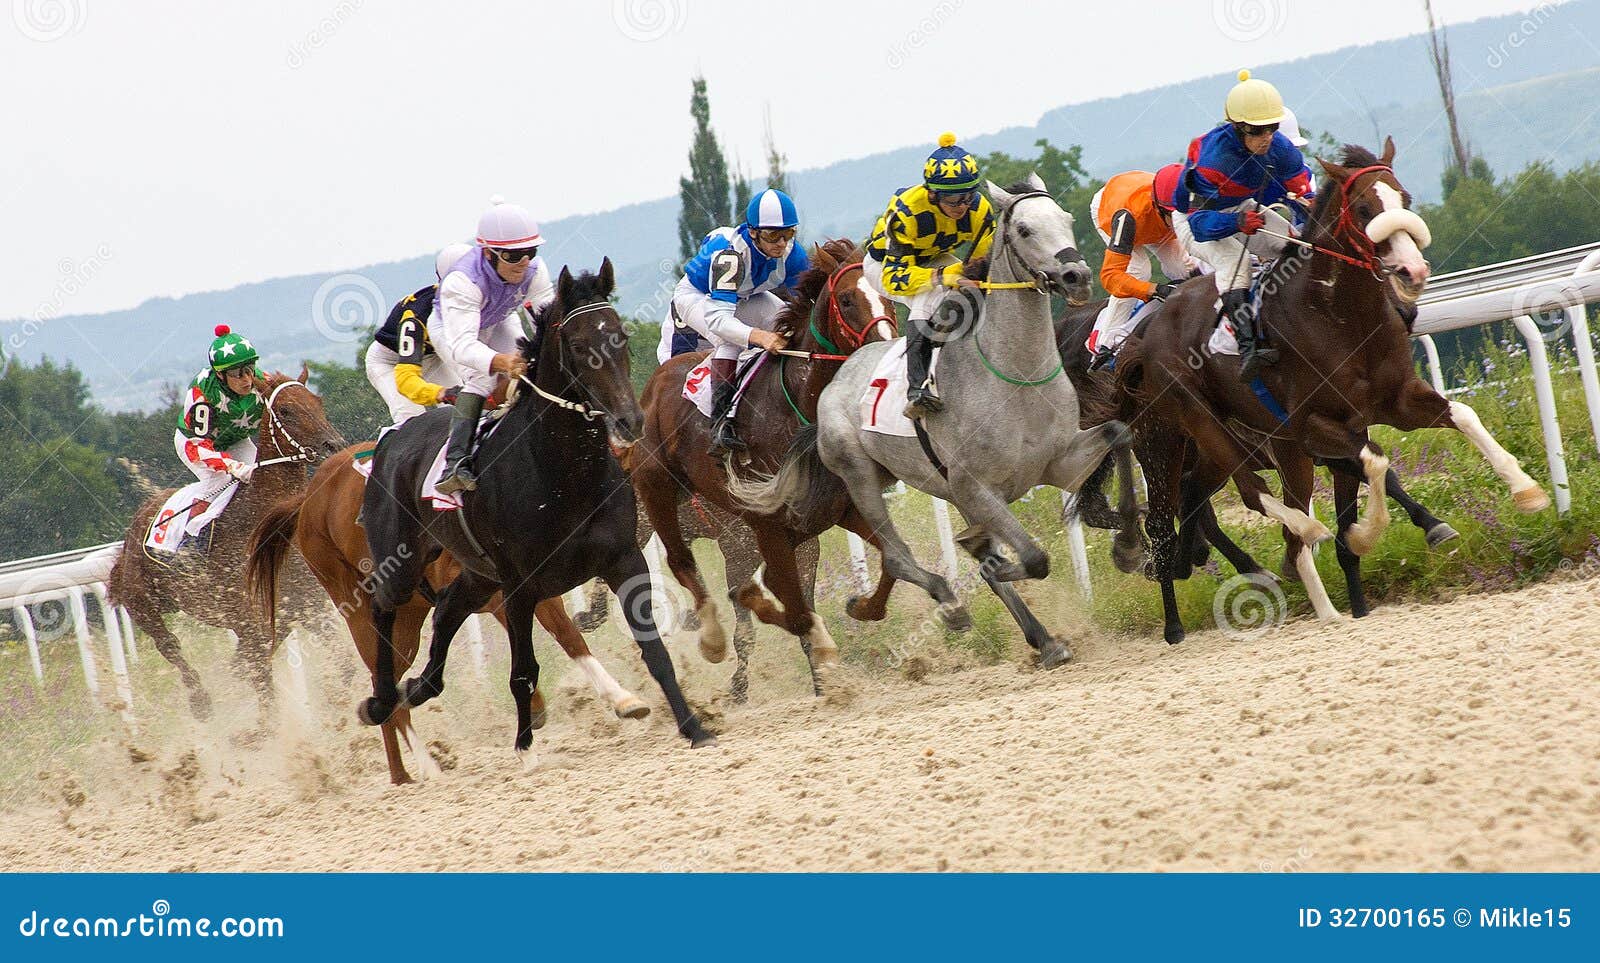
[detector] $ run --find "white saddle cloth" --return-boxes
[144,477,239,554]
[682,347,765,418]
[860,339,939,438]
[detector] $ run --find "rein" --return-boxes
[513,300,613,421]
[262,379,319,466]
[778,259,896,426]
[973,191,1065,387]
[1273,164,1397,276]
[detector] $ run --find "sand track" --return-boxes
[4,576,1598,872]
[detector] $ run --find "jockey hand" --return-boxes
[437,385,461,405]
[749,329,789,353]
[224,460,256,483]
[1151,282,1174,301]
[1237,209,1267,235]
[490,352,527,380]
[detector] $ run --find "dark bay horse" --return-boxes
[633,240,900,694]
[1057,298,1458,628]
[1101,140,1547,642]
[245,442,652,784]
[358,259,713,758]
[108,369,347,718]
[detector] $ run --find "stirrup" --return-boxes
[707,420,746,456]
[436,465,477,494]
[904,388,944,419]
[1087,347,1116,372]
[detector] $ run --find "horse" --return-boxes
[575,494,821,705]
[107,368,347,719]
[1101,139,1547,643]
[356,258,714,758]
[632,239,901,696]
[1057,299,1459,624]
[746,176,1143,668]
[244,441,654,784]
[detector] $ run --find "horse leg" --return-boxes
[607,549,715,747]
[126,596,212,720]
[737,522,836,694]
[389,602,441,781]
[1327,456,1458,547]
[1138,432,1189,645]
[637,481,727,664]
[401,571,498,710]
[721,543,759,705]
[1272,444,1340,622]
[1195,497,1270,577]
[500,589,542,761]
[1340,443,1392,556]
[1331,466,1370,619]
[1386,382,1548,511]
[837,507,902,624]
[535,596,648,720]
[1107,431,1147,574]
[959,527,1071,668]
[1182,414,1331,548]
[1068,455,1122,531]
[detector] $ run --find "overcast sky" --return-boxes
[2,0,1543,319]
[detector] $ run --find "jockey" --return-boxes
[668,188,808,455]
[364,242,473,425]
[175,324,265,486]
[864,132,993,419]
[1084,165,1201,370]
[433,199,556,494]
[1160,70,1314,381]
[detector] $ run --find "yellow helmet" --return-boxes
[1224,69,1285,126]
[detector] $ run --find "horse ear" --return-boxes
[1318,157,1348,183]
[297,363,309,384]
[599,257,615,295]
[1379,135,1396,167]
[811,242,837,274]
[987,180,1014,208]
[1026,171,1047,193]
[557,266,574,303]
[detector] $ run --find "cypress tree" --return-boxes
[677,75,733,261]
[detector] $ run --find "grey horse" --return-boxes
[734,176,1143,666]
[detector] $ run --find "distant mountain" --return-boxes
[9,0,1598,411]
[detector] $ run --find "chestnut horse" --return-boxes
[245,442,651,784]
[1102,140,1547,642]
[109,368,346,719]
[631,240,900,693]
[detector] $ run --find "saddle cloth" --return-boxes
[144,477,239,554]
[860,339,939,438]
[681,347,765,418]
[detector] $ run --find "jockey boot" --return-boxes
[1225,289,1279,382]
[436,390,484,494]
[903,323,944,419]
[707,361,746,456]
[1087,345,1116,372]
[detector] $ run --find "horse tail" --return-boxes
[244,493,306,637]
[724,423,846,525]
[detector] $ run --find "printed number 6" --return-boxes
[191,402,212,437]
[397,319,417,358]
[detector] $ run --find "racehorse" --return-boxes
[1057,299,1459,625]
[575,495,821,705]
[108,368,346,719]
[244,442,653,784]
[1100,140,1547,643]
[357,259,714,758]
[632,239,900,694]
[747,177,1143,668]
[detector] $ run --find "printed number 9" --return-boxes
[191,402,212,436]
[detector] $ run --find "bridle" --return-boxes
[515,299,612,421]
[807,260,897,354]
[258,379,320,468]
[1307,164,1401,277]
[995,191,1063,294]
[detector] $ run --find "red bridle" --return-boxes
[1315,163,1398,274]
[816,261,897,353]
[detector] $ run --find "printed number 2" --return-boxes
[712,251,742,292]
[191,402,212,436]
[397,319,417,358]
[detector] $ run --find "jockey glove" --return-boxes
[1152,282,1174,301]
[225,460,256,483]
[1237,210,1266,235]
[438,385,461,405]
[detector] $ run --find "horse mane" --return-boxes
[771,238,864,336]
[520,269,613,361]
[1309,143,1384,223]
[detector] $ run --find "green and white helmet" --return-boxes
[208,324,259,373]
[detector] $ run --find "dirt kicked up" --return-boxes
[2,575,1597,872]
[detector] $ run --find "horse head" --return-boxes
[986,174,1093,305]
[259,366,347,464]
[538,257,643,450]
[790,238,896,353]
[1317,138,1432,303]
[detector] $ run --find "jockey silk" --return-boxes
[176,367,263,470]
[1159,123,1313,241]
[865,183,996,296]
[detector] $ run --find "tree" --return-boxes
[731,158,753,224]
[676,75,733,261]
[763,107,787,194]
[978,139,1109,294]
[1423,0,1473,185]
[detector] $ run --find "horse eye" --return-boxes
[1018,225,1032,238]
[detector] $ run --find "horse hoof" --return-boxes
[614,697,651,720]
[188,690,214,722]
[529,709,548,731]
[845,595,885,622]
[1113,539,1147,575]
[1513,485,1551,513]
[357,697,393,727]
[691,734,719,749]
[937,603,972,633]
[400,677,438,710]
[1164,627,1186,646]
[1038,639,1072,670]
[1424,521,1460,547]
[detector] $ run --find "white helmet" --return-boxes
[475,196,544,250]
[1279,106,1309,149]
[435,242,475,281]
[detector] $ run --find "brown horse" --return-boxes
[245,443,652,784]
[1104,140,1547,642]
[631,240,901,693]
[108,368,347,719]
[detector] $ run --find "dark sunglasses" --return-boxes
[491,247,538,263]
[225,365,257,379]
[1236,122,1280,138]
[932,189,978,206]
[754,228,797,244]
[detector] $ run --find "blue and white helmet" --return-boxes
[745,188,799,230]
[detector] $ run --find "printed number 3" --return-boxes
[191,402,212,436]
[712,251,742,291]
